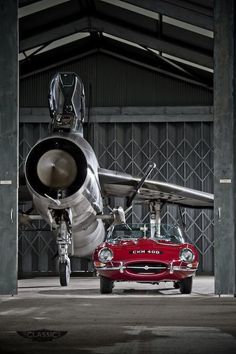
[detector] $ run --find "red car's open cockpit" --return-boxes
[106,223,185,244]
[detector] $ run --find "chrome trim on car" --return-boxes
[126,265,166,270]
[170,260,198,273]
[95,262,167,273]
[98,247,113,262]
[172,266,198,272]
[95,262,125,272]
[96,266,123,271]
[95,262,197,273]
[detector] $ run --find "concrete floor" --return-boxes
[0,276,235,354]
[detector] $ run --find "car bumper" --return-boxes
[95,261,198,282]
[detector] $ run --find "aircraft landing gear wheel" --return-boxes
[179,276,193,294]
[59,262,70,286]
[100,276,114,294]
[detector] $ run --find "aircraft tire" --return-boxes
[179,276,193,294]
[59,262,70,286]
[100,276,113,294]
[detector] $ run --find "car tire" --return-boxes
[59,262,70,286]
[100,276,113,294]
[173,282,180,289]
[179,276,193,294]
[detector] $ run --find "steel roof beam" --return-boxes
[121,0,213,30]
[20,15,213,68]
[19,0,37,7]
[100,49,212,89]
[93,17,213,68]
[20,17,90,52]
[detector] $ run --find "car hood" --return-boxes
[109,238,180,248]
[102,238,188,262]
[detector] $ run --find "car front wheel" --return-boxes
[179,276,193,294]
[100,276,114,294]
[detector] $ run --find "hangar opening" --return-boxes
[0,0,235,297]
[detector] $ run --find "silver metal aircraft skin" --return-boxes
[24,72,214,286]
[25,132,105,257]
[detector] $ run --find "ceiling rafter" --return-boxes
[100,48,212,89]
[18,0,71,18]
[121,0,213,30]
[20,33,212,90]
[20,17,91,52]
[20,14,213,68]
[92,16,212,68]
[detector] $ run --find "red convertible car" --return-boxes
[93,223,199,294]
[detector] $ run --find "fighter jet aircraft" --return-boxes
[24,72,213,286]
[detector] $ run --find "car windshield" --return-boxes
[107,223,184,244]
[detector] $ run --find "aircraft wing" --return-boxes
[98,168,214,209]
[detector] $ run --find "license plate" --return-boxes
[130,250,160,254]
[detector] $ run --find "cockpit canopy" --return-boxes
[48,72,85,132]
[107,223,185,244]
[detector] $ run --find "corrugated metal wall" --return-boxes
[20,53,213,107]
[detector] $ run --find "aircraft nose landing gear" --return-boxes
[51,208,73,286]
[57,223,71,286]
[59,260,71,286]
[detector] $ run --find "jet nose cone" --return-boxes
[37,149,77,189]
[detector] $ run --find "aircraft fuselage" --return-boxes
[25,132,105,257]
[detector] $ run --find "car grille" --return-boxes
[126,262,167,274]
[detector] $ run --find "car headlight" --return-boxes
[98,248,113,263]
[180,248,195,262]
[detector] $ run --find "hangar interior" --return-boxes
[0,0,235,295]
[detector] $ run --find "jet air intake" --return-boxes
[25,136,87,200]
